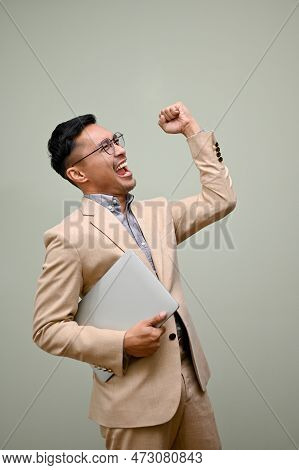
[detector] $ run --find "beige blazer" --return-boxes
[33,130,237,428]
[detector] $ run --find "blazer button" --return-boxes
[218,157,223,162]
[215,141,220,148]
[169,333,176,340]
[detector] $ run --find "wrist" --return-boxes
[182,120,202,138]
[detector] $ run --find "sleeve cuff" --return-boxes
[123,349,130,373]
[185,129,213,140]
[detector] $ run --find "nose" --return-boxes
[113,142,125,157]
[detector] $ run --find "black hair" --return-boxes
[48,114,96,188]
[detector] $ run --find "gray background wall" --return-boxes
[0,0,298,450]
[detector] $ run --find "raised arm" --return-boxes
[158,101,237,245]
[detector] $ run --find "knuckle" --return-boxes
[153,333,160,342]
[150,331,157,341]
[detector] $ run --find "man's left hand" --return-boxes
[158,101,202,136]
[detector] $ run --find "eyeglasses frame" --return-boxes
[67,132,125,168]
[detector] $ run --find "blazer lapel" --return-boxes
[80,196,158,276]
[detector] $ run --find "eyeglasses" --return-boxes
[68,132,125,167]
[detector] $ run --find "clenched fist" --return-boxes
[158,101,202,136]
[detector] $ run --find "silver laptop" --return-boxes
[76,250,179,382]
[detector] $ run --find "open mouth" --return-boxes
[114,159,132,178]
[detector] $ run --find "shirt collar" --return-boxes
[83,192,134,211]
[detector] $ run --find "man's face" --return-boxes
[66,124,136,194]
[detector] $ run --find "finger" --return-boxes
[146,311,167,326]
[164,108,174,120]
[162,109,173,121]
[169,106,180,117]
[158,115,166,126]
[159,325,166,336]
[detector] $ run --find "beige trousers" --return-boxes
[99,336,222,450]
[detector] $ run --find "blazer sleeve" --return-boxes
[32,230,129,377]
[169,130,237,245]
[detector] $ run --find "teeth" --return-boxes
[116,160,127,171]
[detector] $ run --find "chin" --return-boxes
[127,176,137,191]
[116,174,136,193]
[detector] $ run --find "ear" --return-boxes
[66,166,88,186]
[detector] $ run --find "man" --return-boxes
[33,101,237,450]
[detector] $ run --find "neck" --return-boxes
[117,194,127,214]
